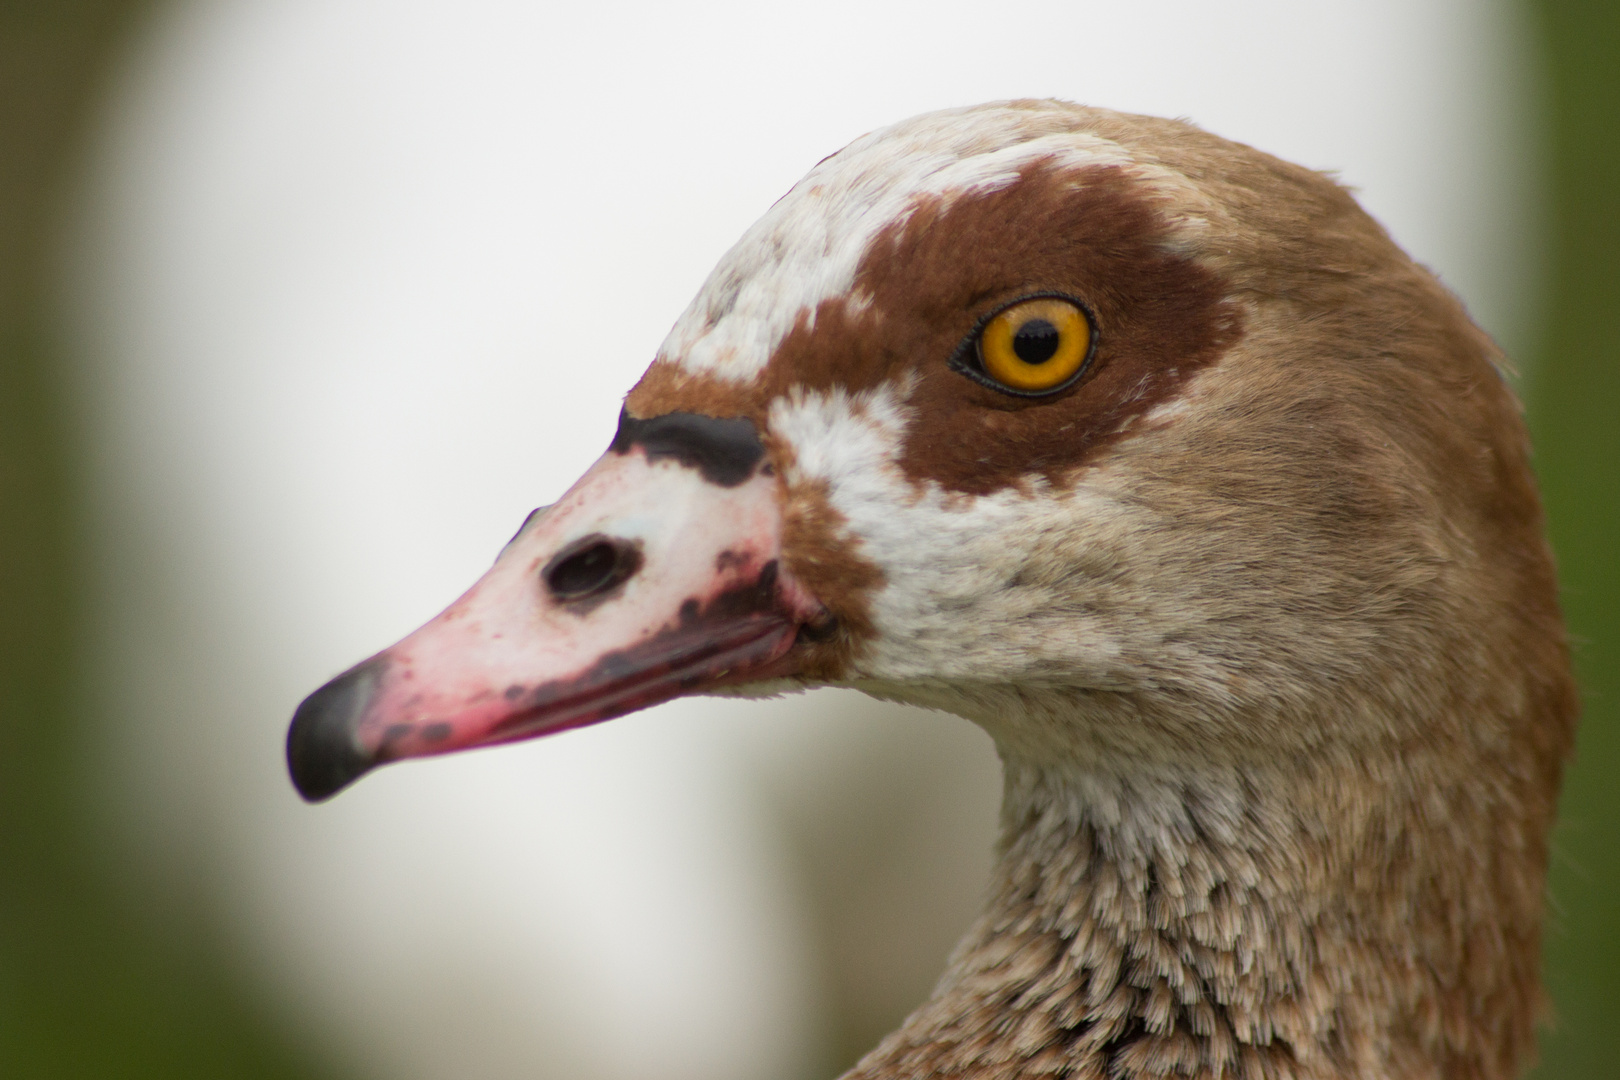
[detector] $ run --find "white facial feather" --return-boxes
[769,384,1146,690]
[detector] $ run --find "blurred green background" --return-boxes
[0,7,330,1076]
[0,1,1614,1077]
[1524,4,1620,1078]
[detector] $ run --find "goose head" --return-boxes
[287,101,1574,1080]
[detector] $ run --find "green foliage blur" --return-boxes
[1524,3,1620,1078]
[0,3,333,1077]
[0,2,1612,1077]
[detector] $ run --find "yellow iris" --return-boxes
[978,298,1092,393]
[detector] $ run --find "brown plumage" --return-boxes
[289,101,1576,1080]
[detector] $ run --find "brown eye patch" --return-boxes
[859,161,1244,495]
[627,160,1243,499]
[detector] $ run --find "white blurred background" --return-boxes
[60,1,1541,1078]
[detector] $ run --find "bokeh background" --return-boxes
[1,2,1614,1078]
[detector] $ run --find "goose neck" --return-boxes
[843,746,1544,1080]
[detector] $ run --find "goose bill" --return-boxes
[286,437,820,802]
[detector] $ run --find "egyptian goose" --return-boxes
[286,101,1575,1080]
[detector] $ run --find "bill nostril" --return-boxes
[543,534,643,602]
[547,542,617,596]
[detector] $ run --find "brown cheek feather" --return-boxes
[774,471,885,680]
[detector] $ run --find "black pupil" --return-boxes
[1011,318,1061,365]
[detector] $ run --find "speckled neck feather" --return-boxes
[844,733,1560,1080]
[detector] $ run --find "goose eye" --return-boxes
[976,297,1093,394]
